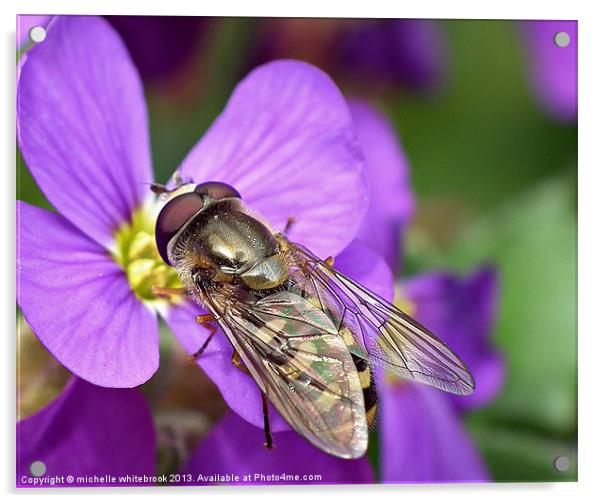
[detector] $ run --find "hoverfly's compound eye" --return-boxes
[195,181,241,200]
[155,192,205,265]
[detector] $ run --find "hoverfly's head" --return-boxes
[155,181,241,265]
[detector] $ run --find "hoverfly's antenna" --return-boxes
[145,171,193,198]
[149,182,170,195]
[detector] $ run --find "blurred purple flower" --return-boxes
[337,19,446,91]
[380,267,501,483]
[106,16,207,84]
[17,378,155,487]
[379,380,489,483]
[17,15,367,396]
[402,267,504,412]
[184,412,374,485]
[250,18,446,94]
[522,21,577,122]
[349,100,502,482]
[348,99,414,273]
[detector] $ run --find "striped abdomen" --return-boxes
[340,327,378,428]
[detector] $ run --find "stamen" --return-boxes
[112,202,184,308]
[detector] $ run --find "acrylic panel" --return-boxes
[16,15,577,487]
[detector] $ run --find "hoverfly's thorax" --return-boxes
[199,204,280,270]
[168,199,288,290]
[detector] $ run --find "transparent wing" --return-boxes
[201,286,368,459]
[288,243,475,396]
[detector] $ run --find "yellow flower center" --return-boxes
[393,286,416,317]
[112,202,184,309]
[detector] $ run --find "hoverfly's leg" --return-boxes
[283,216,296,236]
[261,392,275,450]
[324,256,335,267]
[231,350,250,375]
[188,314,217,362]
[151,286,187,298]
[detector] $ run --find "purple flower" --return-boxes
[380,267,501,483]
[17,18,367,397]
[348,99,414,273]
[401,267,504,412]
[17,378,155,487]
[348,100,502,482]
[522,21,577,122]
[379,381,489,483]
[336,19,446,91]
[250,19,446,94]
[184,412,374,485]
[106,16,207,84]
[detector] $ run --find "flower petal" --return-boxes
[401,266,504,410]
[164,240,392,432]
[178,60,368,259]
[184,412,374,485]
[380,382,489,482]
[17,15,153,248]
[522,21,577,122]
[348,100,414,272]
[335,240,395,302]
[17,202,159,387]
[17,378,156,487]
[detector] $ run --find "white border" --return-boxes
[6,0,584,19]
[3,0,600,502]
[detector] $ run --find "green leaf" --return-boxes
[466,421,577,482]
[391,20,577,212]
[17,147,53,210]
[147,18,258,184]
[444,176,577,435]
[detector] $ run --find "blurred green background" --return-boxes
[18,18,577,482]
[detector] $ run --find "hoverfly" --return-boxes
[152,179,474,460]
